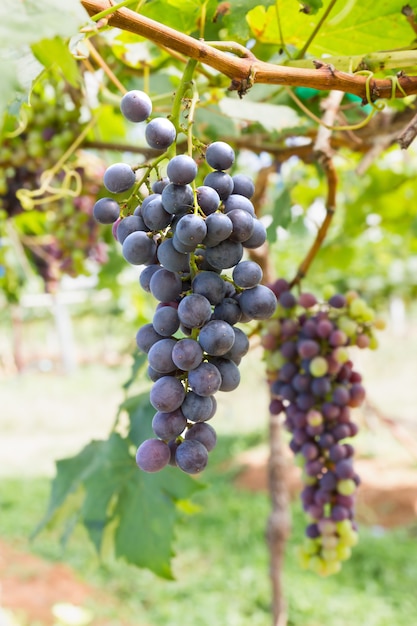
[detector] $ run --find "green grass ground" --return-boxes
[0,310,417,625]
[1,433,416,626]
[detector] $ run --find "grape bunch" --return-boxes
[0,77,106,291]
[262,279,383,576]
[93,89,277,475]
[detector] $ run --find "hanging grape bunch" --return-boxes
[0,77,105,290]
[93,89,277,475]
[262,278,384,576]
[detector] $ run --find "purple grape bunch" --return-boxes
[93,90,277,475]
[263,278,383,575]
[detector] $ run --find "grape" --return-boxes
[122,231,156,265]
[232,260,262,289]
[185,422,217,451]
[152,177,170,194]
[172,233,196,254]
[205,239,243,270]
[93,197,120,224]
[149,268,183,302]
[188,362,222,396]
[177,294,212,328]
[147,337,176,373]
[209,357,240,391]
[196,185,220,215]
[142,196,172,231]
[103,163,136,194]
[192,271,226,305]
[212,297,242,325]
[224,194,255,216]
[232,173,255,198]
[175,439,208,474]
[117,215,148,243]
[157,238,190,273]
[242,219,267,249]
[136,323,164,353]
[145,117,176,149]
[227,209,254,242]
[120,90,152,122]
[203,213,233,246]
[181,392,214,422]
[152,306,180,337]
[203,171,234,200]
[136,438,170,472]
[150,376,185,412]
[205,141,235,170]
[161,182,194,215]
[198,320,235,356]
[152,408,187,440]
[167,154,197,184]
[172,338,203,371]
[176,214,207,246]
[238,285,277,320]
[139,264,161,292]
[223,327,249,361]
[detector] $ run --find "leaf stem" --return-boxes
[295,0,340,60]
[90,0,138,22]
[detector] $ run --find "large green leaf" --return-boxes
[31,37,80,87]
[36,393,203,578]
[247,1,417,57]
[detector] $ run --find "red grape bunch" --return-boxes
[93,90,277,475]
[262,279,384,575]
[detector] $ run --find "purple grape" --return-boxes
[145,117,176,149]
[136,438,170,472]
[120,90,152,122]
[175,439,208,474]
[104,163,136,194]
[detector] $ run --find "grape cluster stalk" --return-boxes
[262,278,384,575]
[93,90,277,475]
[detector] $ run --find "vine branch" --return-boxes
[81,0,417,101]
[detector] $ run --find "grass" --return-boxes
[1,433,416,626]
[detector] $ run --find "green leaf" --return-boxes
[299,0,324,14]
[267,187,293,243]
[80,434,133,550]
[122,352,148,391]
[34,441,100,533]
[36,426,203,578]
[247,0,417,57]
[222,0,276,43]
[31,37,79,86]
[122,392,154,445]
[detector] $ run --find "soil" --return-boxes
[0,540,129,626]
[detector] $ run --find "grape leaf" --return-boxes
[31,37,79,87]
[221,0,276,42]
[247,0,417,57]
[299,0,324,14]
[267,187,293,243]
[36,393,203,578]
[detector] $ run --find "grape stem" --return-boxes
[168,58,199,159]
[81,0,417,102]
